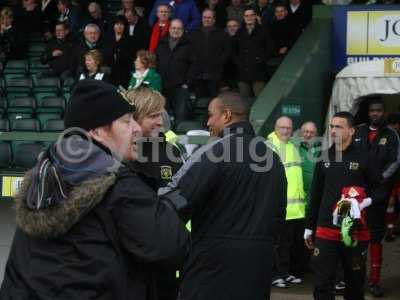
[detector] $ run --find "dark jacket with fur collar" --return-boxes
[0,153,189,300]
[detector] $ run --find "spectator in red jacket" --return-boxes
[149,4,171,53]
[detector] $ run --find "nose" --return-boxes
[156,115,163,126]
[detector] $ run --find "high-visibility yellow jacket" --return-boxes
[267,132,306,220]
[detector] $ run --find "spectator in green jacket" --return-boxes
[128,49,162,92]
[298,121,320,206]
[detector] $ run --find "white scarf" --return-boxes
[79,72,104,81]
[132,69,149,89]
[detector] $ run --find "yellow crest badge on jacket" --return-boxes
[349,162,359,171]
[160,165,173,181]
[379,138,387,146]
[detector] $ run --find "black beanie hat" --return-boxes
[64,79,135,131]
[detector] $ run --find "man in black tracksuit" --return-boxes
[353,98,400,297]
[159,92,287,300]
[126,87,184,300]
[305,112,386,300]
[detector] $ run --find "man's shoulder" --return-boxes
[112,166,156,195]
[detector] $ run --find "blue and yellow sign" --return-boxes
[333,5,400,71]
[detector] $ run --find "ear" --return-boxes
[223,109,233,123]
[349,127,355,136]
[88,127,106,143]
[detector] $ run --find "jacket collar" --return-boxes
[220,121,255,137]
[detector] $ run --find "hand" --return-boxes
[359,197,372,210]
[304,229,314,250]
[278,47,288,55]
[181,84,188,89]
[52,49,63,57]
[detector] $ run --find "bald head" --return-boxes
[215,92,249,121]
[275,116,293,142]
[300,121,317,142]
[207,92,249,136]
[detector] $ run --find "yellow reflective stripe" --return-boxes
[186,220,191,232]
[287,198,306,205]
[283,162,302,169]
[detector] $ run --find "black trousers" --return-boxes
[274,219,307,279]
[193,79,218,98]
[164,86,193,123]
[312,238,368,300]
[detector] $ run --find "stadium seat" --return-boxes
[36,96,65,113]
[42,119,65,132]
[28,32,43,43]
[33,76,60,94]
[62,77,75,93]
[5,76,32,98]
[195,97,210,109]
[11,118,40,132]
[28,43,46,58]
[29,58,51,75]
[0,97,7,115]
[37,112,62,129]
[8,113,34,127]
[0,77,5,93]
[175,121,205,134]
[0,143,12,169]
[13,142,43,169]
[63,92,71,102]
[0,119,10,131]
[7,97,36,113]
[3,60,29,75]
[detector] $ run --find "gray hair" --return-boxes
[84,23,101,33]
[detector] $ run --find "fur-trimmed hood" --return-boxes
[15,170,116,239]
[14,135,122,239]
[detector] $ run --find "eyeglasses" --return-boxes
[170,27,183,31]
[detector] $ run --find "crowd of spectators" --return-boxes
[0,0,316,125]
[0,0,397,125]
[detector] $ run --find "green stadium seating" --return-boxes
[28,43,46,58]
[5,77,32,98]
[8,113,34,127]
[42,119,64,132]
[0,119,10,132]
[37,112,62,129]
[3,60,29,74]
[0,143,12,169]
[11,118,40,132]
[28,32,43,43]
[33,76,60,94]
[195,97,210,109]
[36,96,65,113]
[13,142,43,169]
[0,97,7,115]
[63,92,71,102]
[7,97,36,113]
[175,121,205,134]
[62,77,75,93]
[29,58,51,75]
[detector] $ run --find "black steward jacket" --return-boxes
[160,121,287,300]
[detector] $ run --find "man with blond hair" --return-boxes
[125,86,183,300]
